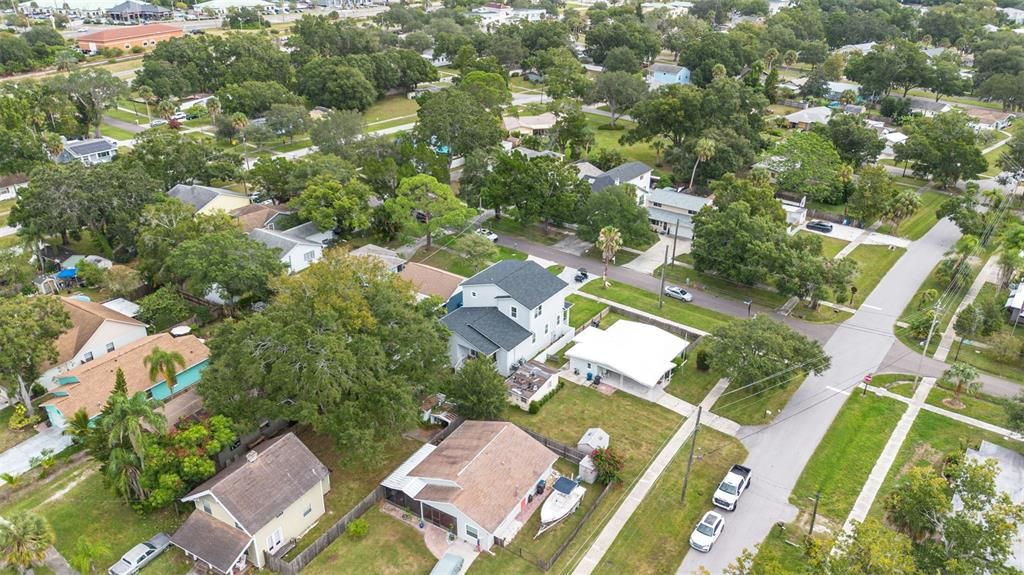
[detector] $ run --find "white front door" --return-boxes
[266,528,283,554]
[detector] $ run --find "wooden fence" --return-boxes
[264,487,383,575]
[516,427,589,464]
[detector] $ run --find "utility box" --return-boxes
[579,454,598,484]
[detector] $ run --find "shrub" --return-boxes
[30,383,46,398]
[130,45,144,54]
[346,518,369,539]
[528,381,564,414]
[591,446,626,485]
[695,348,711,371]
[8,404,40,430]
[138,286,192,331]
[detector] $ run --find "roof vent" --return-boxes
[245,450,258,463]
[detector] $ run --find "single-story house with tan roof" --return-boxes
[230,203,292,233]
[399,262,464,301]
[381,421,557,550]
[502,112,557,135]
[171,432,330,574]
[39,296,148,391]
[41,332,209,428]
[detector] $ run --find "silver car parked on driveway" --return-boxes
[108,533,171,575]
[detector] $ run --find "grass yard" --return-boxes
[0,462,190,575]
[580,279,734,333]
[657,263,791,309]
[666,341,723,405]
[301,507,436,575]
[871,373,917,389]
[547,264,565,275]
[790,393,907,527]
[545,342,575,369]
[951,341,1024,385]
[789,302,853,324]
[876,190,945,240]
[99,123,138,141]
[365,116,416,133]
[868,410,1024,519]
[472,383,684,575]
[0,405,37,452]
[411,242,527,277]
[566,294,608,328]
[0,198,14,227]
[104,106,149,124]
[925,383,1011,428]
[486,216,568,245]
[710,374,806,425]
[364,95,419,124]
[846,244,906,303]
[983,140,1010,176]
[283,428,424,559]
[897,256,986,356]
[593,429,746,575]
[797,231,848,258]
[581,245,640,265]
[893,175,929,188]
[752,524,813,573]
[585,114,662,167]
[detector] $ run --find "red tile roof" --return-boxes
[78,23,181,43]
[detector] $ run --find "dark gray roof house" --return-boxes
[591,161,653,193]
[442,306,533,355]
[461,259,567,309]
[107,0,169,20]
[167,184,248,213]
[55,138,118,165]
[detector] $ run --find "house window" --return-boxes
[532,333,536,343]
[202,500,211,514]
[556,315,560,325]
[471,291,477,297]
[534,305,543,318]
[303,503,312,517]
[105,342,115,353]
[587,362,592,369]
[652,202,662,207]
[145,388,155,400]
[544,324,548,334]
[511,306,517,318]
[83,352,94,363]
[466,525,478,540]
[304,250,316,262]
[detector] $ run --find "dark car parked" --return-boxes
[806,220,834,233]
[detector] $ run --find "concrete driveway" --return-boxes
[624,235,675,275]
[0,425,73,477]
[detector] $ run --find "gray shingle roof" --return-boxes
[183,433,329,534]
[64,138,116,157]
[647,188,712,212]
[650,63,685,75]
[167,184,244,212]
[441,306,533,354]
[462,260,566,309]
[108,0,168,13]
[248,228,308,254]
[170,511,250,574]
[591,161,652,193]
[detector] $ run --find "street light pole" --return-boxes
[658,244,669,308]
[680,405,702,502]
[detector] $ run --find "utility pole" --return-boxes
[670,219,681,262]
[917,305,942,386]
[808,492,820,536]
[658,244,669,308]
[680,406,702,502]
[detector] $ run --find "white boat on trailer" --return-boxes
[535,477,586,537]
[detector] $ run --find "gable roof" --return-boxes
[183,433,329,533]
[168,184,247,212]
[230,203,290,233]
[350,244,405,270]
[107,0,169,13]
[170,511,251,575]
[405,421,557,532]
[42,333,208,419]
[650,63,685,75]
[461,259,567,309]
[647,188,712,212]
[64,138,117,157]
[248,227,320,255]
[399,262,464,300]
[592,161,652,192]
[441,306,532,354]
[77,23,180,42]
[54,297,146,366]
[785,106,832,125]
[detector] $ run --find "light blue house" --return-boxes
[41,332,210,428]
[648,63,691,87]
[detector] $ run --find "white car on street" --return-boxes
[664,285,693,302]
[689,510,725,552]
[475,228,499,242]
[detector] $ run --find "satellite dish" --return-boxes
[169,325,192,337]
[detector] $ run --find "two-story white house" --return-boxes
[442,260,570,376]
[644,187,712,239]
[248,221,334,274]
[39,297,148,391]
[591,161,654,205]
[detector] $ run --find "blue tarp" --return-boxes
[55,268,77,279]
[553,477,578,494]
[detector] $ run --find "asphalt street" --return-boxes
[675,217,961,574]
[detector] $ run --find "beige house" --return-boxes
[168,184,251,216]
[171,433,330,574]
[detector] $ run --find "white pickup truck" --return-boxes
[712,464,752,511]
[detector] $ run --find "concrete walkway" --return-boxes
[0,425,73,477]
[841,377,934,531]
[623,235,674,275]
[43,546,79,575]
[571,379,731,575]
[656,380,742,437]
[934,254,1001,361]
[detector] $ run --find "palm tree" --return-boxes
[206,96,220,122]
[136,86,155,122]
[885,188,921,234]
[156,99,176,121]
[144,347,186,390]
[0,512,55,575]
[103,392,166,463]
[54,50,78,72]
[917,288,939,310]
[596,226,622,289]
[688,138,716,190]
[942,362,980,407]
[952,234,979,267]
[104,446,146,503]
[782,50,798,67]
[764,47,779,72]
[65,408,93,443]
[70,536,110,575]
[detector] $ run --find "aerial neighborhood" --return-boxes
[4,0,1024,573]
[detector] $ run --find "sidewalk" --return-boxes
[571,379,731,575]
[0,425,73,477]
[934,255,1000,361]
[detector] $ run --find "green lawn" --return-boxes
[99,123,138,141]
[905,89,1005,110]
[104,106,149,124]
[365,116,416,133]
[710,374,806,425]
[0,198,15,227]
[657,263,791,309]
[875,190,945,240]
[893,175,930,188]
[364,95,419,124]
[897,256,986,356]
[791,393,907,527]
[954,341,1024,385]
[666,341,723,405]
[789,302,852,324]
[545,342,575,369]
[868,410,1024,519]
[870,373,917,389]
[547,264,565,275]
[1,463,190,575]
[283,428,423,559]
[582,246,641,265]
[796,231,848,259]
[983,140,1010,176]
[593,429,746,575]
[580,279,734,333]
[473,383,684,575]
[486,216,568,245]
[411,243,527,277]
[585,114,662,167]
[566,294,608,328]
[752,524,813,573]
[925,383,1011,428]
[846,244,906,303]
[301,507,436,575]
